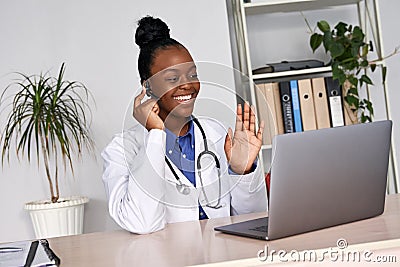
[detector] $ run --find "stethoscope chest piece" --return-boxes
[176,182,191,195]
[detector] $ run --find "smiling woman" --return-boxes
[134,15,201,136]
[100,15,268,235]
[145,55,200,132]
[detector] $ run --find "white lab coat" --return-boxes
[101,117,268,234]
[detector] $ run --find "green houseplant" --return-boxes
[309,20,397,123]
[0,63,94,238]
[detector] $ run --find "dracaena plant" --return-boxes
[310,20,388,123]
[0,63,94,203]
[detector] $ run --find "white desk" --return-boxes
[47,194,400,266]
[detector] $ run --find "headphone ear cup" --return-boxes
[144,81,151,97]
[145,88,151,97]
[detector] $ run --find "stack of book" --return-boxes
[255,76,356,145]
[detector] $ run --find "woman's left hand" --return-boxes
[224,102,264,174]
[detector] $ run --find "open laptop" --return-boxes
[214,120,392,240]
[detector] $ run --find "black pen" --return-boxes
[0,247,23,253]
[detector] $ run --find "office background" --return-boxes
[0,0,399,243]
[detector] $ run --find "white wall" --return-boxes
[0,0,235,242]
[0,0,399,243]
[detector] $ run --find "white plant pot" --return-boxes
[24,196,89,239]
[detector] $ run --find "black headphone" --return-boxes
[144,80,160,100]
[144,80,151,96]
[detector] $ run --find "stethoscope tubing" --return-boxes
[165,117,222,209]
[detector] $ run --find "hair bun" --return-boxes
[135,16,170,48]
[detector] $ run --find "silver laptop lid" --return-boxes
[267,120,392,240]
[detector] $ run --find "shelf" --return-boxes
[252,66,332,80]
[227,0,398,187]
[251,61,385,81]
[244,0,362,15]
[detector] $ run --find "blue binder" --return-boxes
[290,80,303,132]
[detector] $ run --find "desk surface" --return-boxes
[49,194,400,266]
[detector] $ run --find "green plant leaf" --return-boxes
[338,72,347,84]
[351,45,360,58]
[360,74,373,85]
[335,22,348,37]
[310,33,323,52]
[342,58,359,71]
[352,26,364,41]
[360,60,369,67]
[307,20,387,124]
[348,76,358,87]
[328,42,345,58]
[361,114,372,123]
[365,99,374,116]
[0,63,94,203]
[331,64,343,77]
[344,94,358,107]
[348,87,358,96]
[317,20,330,32]
[322,31,333,52]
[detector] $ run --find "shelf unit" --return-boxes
[225,0,399,193]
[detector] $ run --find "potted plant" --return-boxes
[309,20,398,123]
[0,62,94,238]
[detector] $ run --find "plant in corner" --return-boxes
[0,62,94,238]
[309,20,398,123]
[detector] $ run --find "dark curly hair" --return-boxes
[135,16,185,83]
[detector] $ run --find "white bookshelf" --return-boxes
[253,66,331,80]
[243,0,361,15]
[225,0,399,193]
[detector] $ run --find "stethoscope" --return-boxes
[164,117,222,209]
